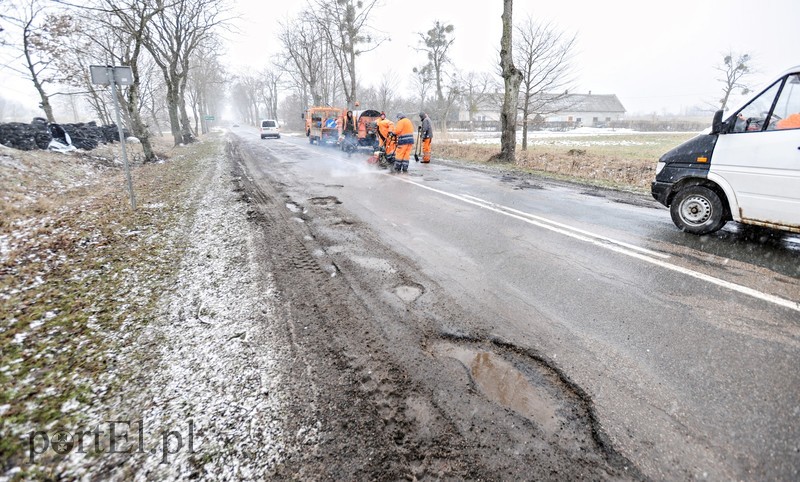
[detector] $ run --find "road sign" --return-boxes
[89,65,133,86]
[205,115,215,121]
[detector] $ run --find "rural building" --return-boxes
[540,93,626,127]
[456,92,627,130]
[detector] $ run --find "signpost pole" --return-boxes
[107,66,136,210]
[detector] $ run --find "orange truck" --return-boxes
[303,106,343,145]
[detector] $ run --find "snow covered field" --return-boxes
[446,126,702,146]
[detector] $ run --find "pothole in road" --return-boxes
[428,337,640,475]
[393,284,424,302]
[514,181,544,190]
[351,256,397,273]
[309,196,342,206]
[499,175,518,183]
[285,202,303,213]
[431,342,561,433]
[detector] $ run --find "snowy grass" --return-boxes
[0,137,213,477]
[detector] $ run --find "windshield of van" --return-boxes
[262,121,276,128]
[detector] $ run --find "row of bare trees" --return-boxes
[0,0,574,163]
[266,0,577,160]
[0,0,232,161]
[1,0,756,165]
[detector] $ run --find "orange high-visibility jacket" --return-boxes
[393,117,414,145]
[776,113,800,129]
[377,118,394,144]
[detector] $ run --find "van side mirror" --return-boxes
[711,110,725,134]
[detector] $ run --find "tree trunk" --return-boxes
[22,16,55,122]
[178,74,195,143]
[348,48,357,109]
[720,87,733,111]
[165,83,182,145]
[521,95,530,151]
[126,85,156,162]
[126,58,156,162]
[494,0,523,163]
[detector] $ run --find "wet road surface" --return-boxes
[233,129,799,479]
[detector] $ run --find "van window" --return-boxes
[772,74,800,130]
[731,80,781,133]
[262,120,276,128]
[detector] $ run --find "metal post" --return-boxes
[107,66,136,210]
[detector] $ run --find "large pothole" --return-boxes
[432,342,562,433]
[430,337,635,473]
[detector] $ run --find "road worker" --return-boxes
[419,111,432,163]
[376,111,394,148]
[392,113,415,173]
[342,110,357,152]
[776,112,800,129]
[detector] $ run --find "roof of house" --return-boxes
[544,94,626,113]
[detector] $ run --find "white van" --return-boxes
[259,119,280,139]
[652,65,800,235]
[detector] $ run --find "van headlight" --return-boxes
[655,161,666,175]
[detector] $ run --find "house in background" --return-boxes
[455,92,626,130]
[541,92,626,127]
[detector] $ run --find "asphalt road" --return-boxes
[234,128,799,480]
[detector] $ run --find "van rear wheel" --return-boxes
[670,186,726,235]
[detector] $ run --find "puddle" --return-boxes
[394,284,423,302]
[432,342,561,433]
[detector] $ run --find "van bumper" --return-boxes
[651,181,672,206]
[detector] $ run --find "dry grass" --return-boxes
[0,139,172,229]
[0,135,220,475]
[435,131,696,192]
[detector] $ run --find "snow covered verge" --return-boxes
[0,136,287,480]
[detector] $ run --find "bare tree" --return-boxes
[494,0,523,163]
[277,12,326,108]
[188,40,226,135]
[416,21,454,104]
[232,73,261,125]
[376,69,400,113]
[415,21,461,131]
[1,0,66,122]
[716,50,753,111]
[515,16,576,150]
[460,71,500,130]
[135,0,230,145]
[230,81,255,125]
[307,0,384,109]
[79,0,172,161]
[257,67,282,120]
[411,64,434,111]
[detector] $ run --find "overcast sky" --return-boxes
[227,0,799,115]
[1,0,797,118]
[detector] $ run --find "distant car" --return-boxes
[232,123,240,127]
[259,119,280,139]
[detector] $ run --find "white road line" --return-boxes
[460,194,669,259]
[395,176,800,313]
